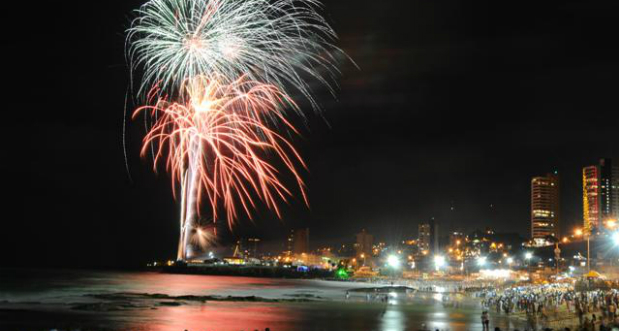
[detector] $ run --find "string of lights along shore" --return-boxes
[126,0,348,261]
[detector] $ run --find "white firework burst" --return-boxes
[127,0,347,111]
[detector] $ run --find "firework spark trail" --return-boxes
[127,0,348,260]
[133,76,307,258]
[127,0,346,111]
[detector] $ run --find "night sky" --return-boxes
[15,0,618,268]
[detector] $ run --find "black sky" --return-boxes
[13,0,619,268]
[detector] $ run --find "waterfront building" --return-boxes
[531,172,560,243]
[418,218,439,254]
[584,158,619,234]
[418,223,431,254]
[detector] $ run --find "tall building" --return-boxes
[531,173,560,241]
[583,166,601,233]
[355,229,373,257]
[418,223,431,253]
[285,230,295,255]
[292,228,309,254]
[584,159,619,233]
[418,218,439,254]
[600,159,619,221]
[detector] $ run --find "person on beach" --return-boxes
[591,314,597,331]
[481,310,490,331]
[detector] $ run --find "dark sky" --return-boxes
[13,0,619,268]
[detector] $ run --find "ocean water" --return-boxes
[0,269,522,331]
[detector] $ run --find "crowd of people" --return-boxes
[478,283,619,330]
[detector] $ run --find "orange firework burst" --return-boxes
[133,75,307,259]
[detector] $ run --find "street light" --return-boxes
[575,228,583,237]
[524,252,533,275]
[434,255,446,271]
[613,232,619,246]
[477,256,487,267]
[506,257,514,265]
[387,255,400,269]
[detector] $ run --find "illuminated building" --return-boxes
[292,228,310,254]
[584,159,619,234]
[531,172,560,242]
[285,230,295,255]
[583,165,600,233]
[355,229,373,257]
[418,218,439,254]
[418,223,431,254]
[600,159,619,222]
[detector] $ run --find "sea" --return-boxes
[0,268,524,331]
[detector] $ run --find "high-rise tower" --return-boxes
[531,173,560,241]
[584,159,619,234]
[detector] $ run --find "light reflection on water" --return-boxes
[0,269,525,331]
[139,302,296,331]
[381,306,405,331]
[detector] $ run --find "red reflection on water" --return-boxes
[99,273,304,331]
[136,302,298,331]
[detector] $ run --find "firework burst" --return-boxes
[133,75,307,259]
[127,0,345,110]
[127,0,348,260]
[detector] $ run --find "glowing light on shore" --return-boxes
[479,269,512,279]
[434,255,445,270]
[387,255,400,269]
